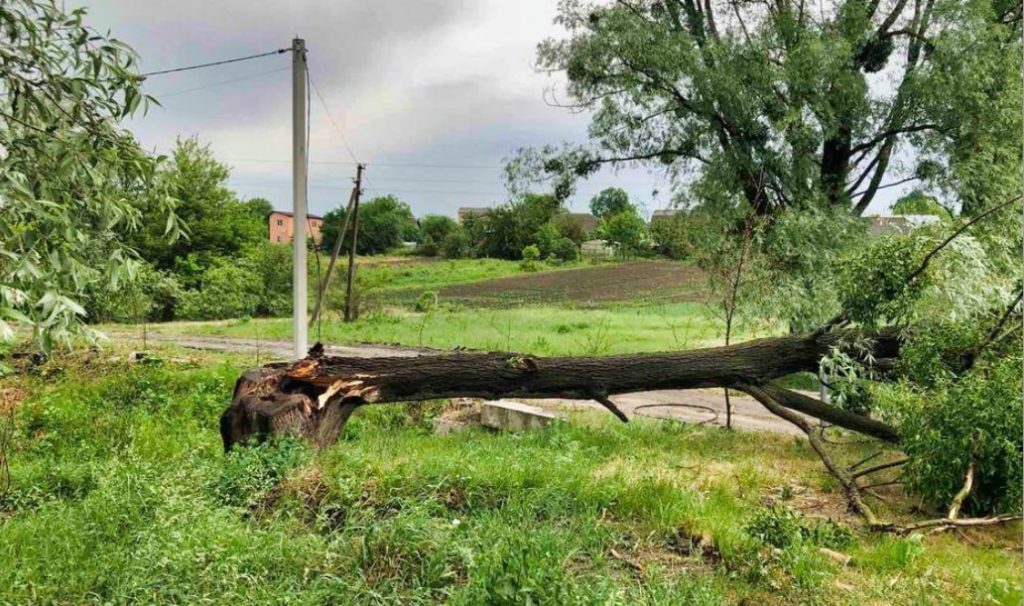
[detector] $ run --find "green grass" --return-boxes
[130,302,771,356]
[0,354,1019,604]
[316,257,574,298]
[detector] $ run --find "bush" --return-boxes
[441,228,471,259]
[415,237,440,257]
[598,208,648,259]
[550,237,579,262]
[520,244,541,272]
[894,354,1023,515]
[239,241,292,316]
[535,223,562,258]
[177,263,263,320]
[85,262,182,323]
[415,291,439,312]
[418,214,458,248]
[650,215,690,259]
[552,213,590,244]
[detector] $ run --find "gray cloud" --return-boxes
[76,1,895,218]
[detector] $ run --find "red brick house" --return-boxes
[268,210,323,245]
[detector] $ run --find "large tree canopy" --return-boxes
[520,0,1021,216]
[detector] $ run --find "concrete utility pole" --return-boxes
[292,37,308,358]
[344,163,365,322]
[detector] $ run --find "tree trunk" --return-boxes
[220,330,901,450]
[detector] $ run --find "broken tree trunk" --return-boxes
[220,329,901,450]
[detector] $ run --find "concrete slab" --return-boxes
[480,400,558,432]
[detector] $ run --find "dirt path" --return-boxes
[105,332,424,359]
[108,332,803,436]
[518,390,807,436]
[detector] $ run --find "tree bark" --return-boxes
[220,330,901,450]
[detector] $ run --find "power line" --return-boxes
[307,69,361,166]
[362,187,506,196]
[314,175,502,185]
[154,66,289,99]
[223,158,504,170]
[232,180,503,196]
[140,47,290,78]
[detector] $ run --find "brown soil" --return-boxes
[400,260,707,306]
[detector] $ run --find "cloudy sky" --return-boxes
[79,1,899,219]
[74,0,672,219]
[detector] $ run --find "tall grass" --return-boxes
[0,358,1019,604]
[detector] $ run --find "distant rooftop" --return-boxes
[650,208,683,221]
[864,214,940,235]
[269,210,324,220]
[458,207,492,221]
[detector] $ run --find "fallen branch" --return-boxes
[850,457,909,479]
[896,513,1023,535]
[947,460,976,520]
[739,383,882,526]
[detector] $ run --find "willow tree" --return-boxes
[518,0,1021,216]
[0,1,178,352]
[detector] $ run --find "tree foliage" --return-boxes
[516,0,1020,218]
[598,207,647,258]
[0,0,178,350]
[588,187,630,219]
[891,190,952,220]
[321,195,417,256]
[131,137,265,284]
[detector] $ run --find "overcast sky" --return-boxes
[80,1,896,219]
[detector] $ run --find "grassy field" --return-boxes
[1,351,1019,604]
[112,259,753,356]
[123,302,764,356]
[326,257,537,296]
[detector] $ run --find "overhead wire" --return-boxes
[223,158,503,170]
[303,57,323,343]
[140,47,290,78]
[154,66,289,99]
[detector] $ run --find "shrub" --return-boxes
[441,228,471,259]
[650,215,690,259]
[415,291,439,312]
[85,262,182,324]
[598,209,648,259]
[418,214,458,248]
[177,263,262,320]
[239,241,292,316]
[894,354,1023,515]
[550,237,579,262]
[520,244,541,272]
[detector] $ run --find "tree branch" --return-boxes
[905,195,1023,284]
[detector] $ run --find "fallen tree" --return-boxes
[220,197,1023,534]
[220,329,901,450]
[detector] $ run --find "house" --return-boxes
[581,239,615,259]
[268,210,324,245]
[458,207,491,223]
[865,214,940,236]
[564,212,600,234]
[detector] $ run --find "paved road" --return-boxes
[109,333,804,436]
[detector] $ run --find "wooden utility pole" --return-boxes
[291,37,309,357]
[344,163,364,322]
[309,182,357,327]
